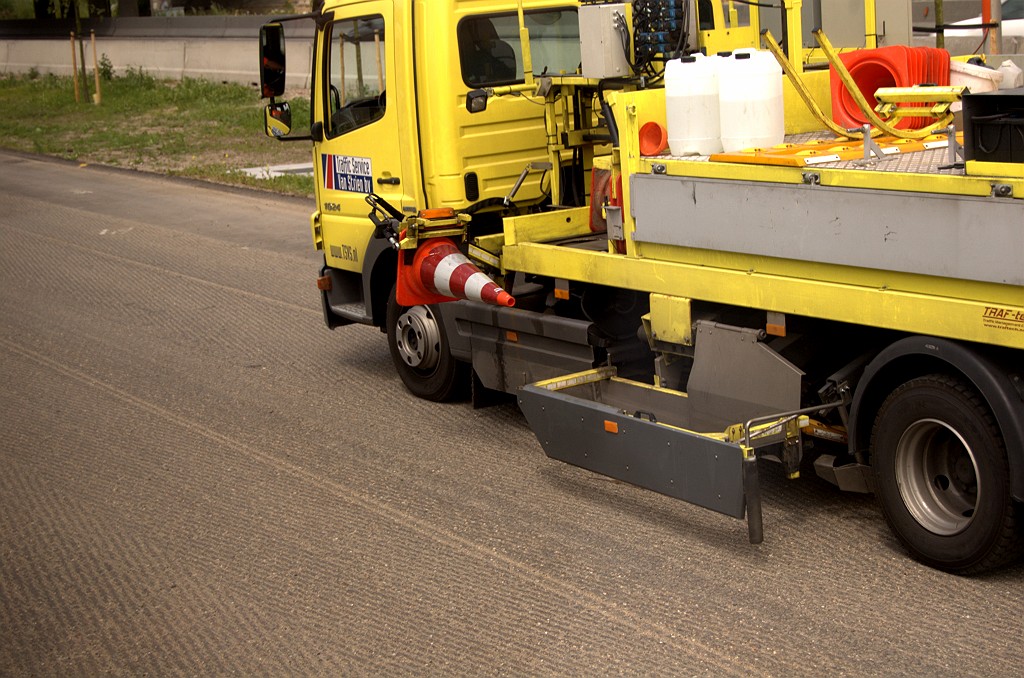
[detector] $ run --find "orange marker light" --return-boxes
[418,207,456,220]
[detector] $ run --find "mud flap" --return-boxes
[518,368,763,543]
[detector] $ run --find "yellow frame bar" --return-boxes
[502,242,1024,350]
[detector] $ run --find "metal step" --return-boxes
[329,301,372,325]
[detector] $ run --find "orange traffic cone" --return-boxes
[397,237,515,308]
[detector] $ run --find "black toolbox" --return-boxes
[963,87,1024,164]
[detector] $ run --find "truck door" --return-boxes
[314,1,417,275]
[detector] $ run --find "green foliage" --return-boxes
[0,0,35,19]
[0,72,314,198]
[186,1,298,15]
[345,83,380,100]
[98,53,114,81]
[0,0,21,19]
[121,65,156,89]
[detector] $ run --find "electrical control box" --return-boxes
[870,0,912,47]
[579,3,631,79]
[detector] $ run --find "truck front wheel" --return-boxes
[871,374,1022,573]
[386,287,468,402]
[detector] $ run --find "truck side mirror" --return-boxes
[264,101,292,138]
[260,23,286,99]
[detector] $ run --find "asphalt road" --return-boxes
[1,150,1022,675]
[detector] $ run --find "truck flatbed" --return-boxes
[500,100,1024,352]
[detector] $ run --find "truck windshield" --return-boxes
[458,9,580,86]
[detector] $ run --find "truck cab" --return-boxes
[279,2,581,331]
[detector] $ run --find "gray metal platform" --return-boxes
[663,130,968,176]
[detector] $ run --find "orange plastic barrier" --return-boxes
[830,47,950,130]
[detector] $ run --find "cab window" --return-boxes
[326,15,386,138]
[458,9,580,87]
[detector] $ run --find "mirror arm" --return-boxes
[272,122,319,143]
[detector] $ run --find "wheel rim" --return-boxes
[394,306,441,372]
[895,418,980,536]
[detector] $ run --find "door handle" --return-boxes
[376,176,400,185]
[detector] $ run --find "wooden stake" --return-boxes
[374,30,382,92]
[354,23,364,93]
[91,30,101,105]
[988,0,1002,56]
[70,32,80,103]
[339,35,346,106]
[78,38,89,102]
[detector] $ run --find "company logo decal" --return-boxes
[322,154,373,193]
[983,306,1024,333]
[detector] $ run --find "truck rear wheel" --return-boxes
[871,374,1022,573]
[386,286,467,402]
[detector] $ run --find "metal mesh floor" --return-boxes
[662,130,967,176]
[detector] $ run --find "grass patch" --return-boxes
[0,71,315,198]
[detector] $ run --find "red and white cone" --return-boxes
[397,237,515,308]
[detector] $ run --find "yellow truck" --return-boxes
[259,0,1024,573]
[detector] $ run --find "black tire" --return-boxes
[386,286,468,402]
[871,374,1022,574]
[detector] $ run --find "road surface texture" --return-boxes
[1,150,1022,675]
